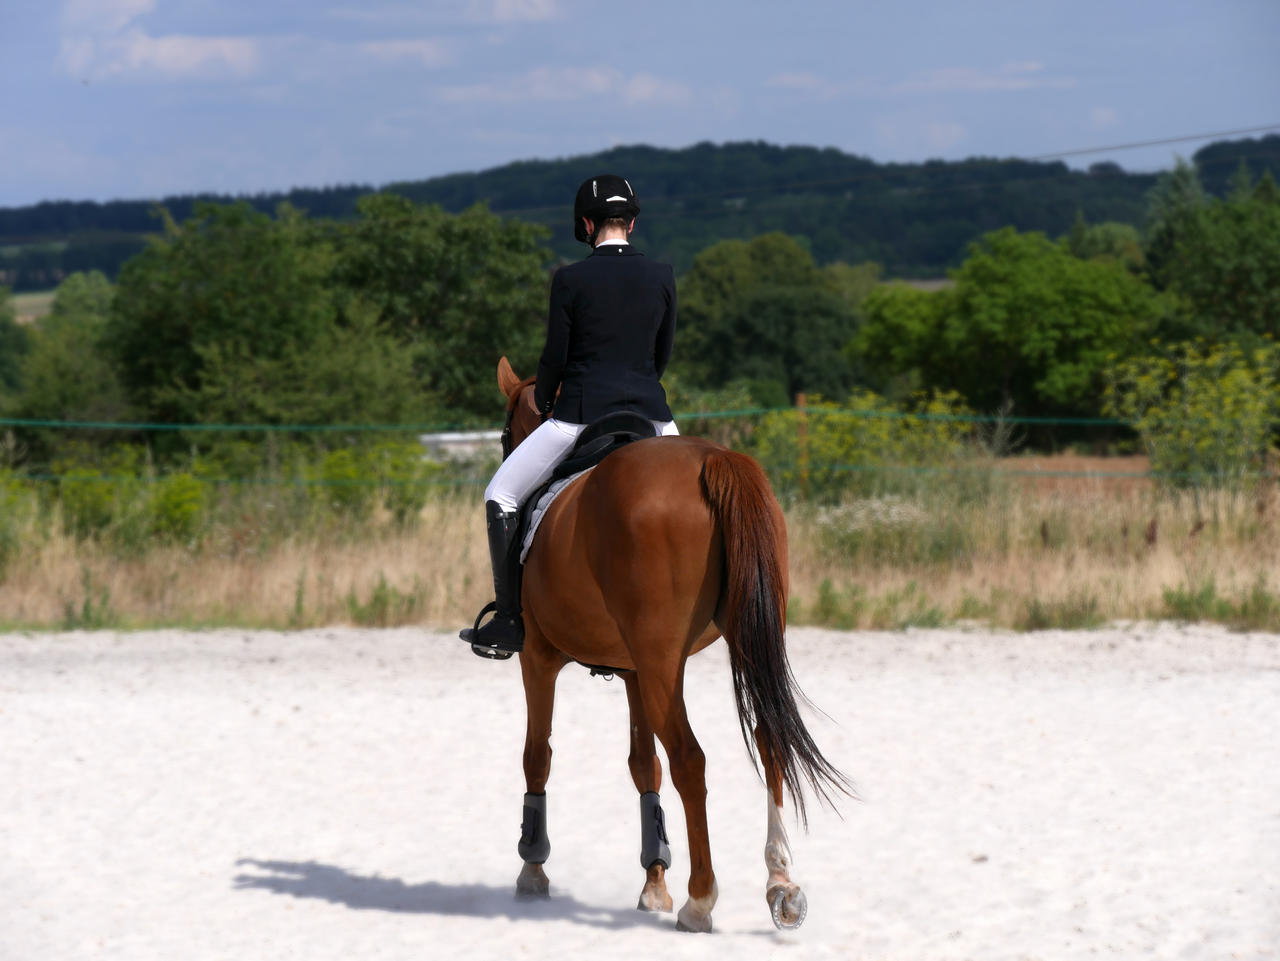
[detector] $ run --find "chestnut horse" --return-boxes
[492,357,846,933]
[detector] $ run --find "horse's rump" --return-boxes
[523,437,724,669]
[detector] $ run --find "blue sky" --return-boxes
[2,0,1277,207]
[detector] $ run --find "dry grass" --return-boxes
[3,474,1278,633]
[786,482,1280,630]
[1,497,490,630]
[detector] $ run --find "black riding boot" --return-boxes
[460,500,525,659]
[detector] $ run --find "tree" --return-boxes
[8,272,129,463]
[0,288,29,402]
[330,193,550,422]
[1143,158,1209,292]
[1062,213,1144,272]
[1148,166,1280,343]
[854,282,952,401]
[174,304,429,432]
[49,269,113,321]
[854,228,1163,419]
[108,202,337,426]
[673,233,859,400]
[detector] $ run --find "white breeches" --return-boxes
[485,417,679,512]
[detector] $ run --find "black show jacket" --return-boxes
[534,244,676,424]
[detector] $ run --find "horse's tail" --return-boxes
[699,449,850,824]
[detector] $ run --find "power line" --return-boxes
[481,124,1280,220]
[1025,124,1280,162]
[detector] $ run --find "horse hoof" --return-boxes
[636,864,673,913]
[636,887,673,913]
[675,917,712,933]
[769,885,808,930]
[515,862,549,899]
[675,903,712,933]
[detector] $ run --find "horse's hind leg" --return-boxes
[755,727,808,929]
[635,664,718,933]
[514,634,565,899]
[623,672,673,913]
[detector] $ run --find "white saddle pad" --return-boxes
[520,469,591,563]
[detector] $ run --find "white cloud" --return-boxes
[58,0,260,80]
[115,30,259,76]
[359,39,451,68]
[60,29,260,79]
[623,73,690,105]
[1090,106,1121,129]
[438,66,690,105]
[438,65,621,103]
[894,62,1075,94]
[467,0,561,23]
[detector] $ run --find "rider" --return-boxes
[461,173,679,659]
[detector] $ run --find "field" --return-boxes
[10,288,55,323]
[3,623,1276,959]
[2,453,1278,633]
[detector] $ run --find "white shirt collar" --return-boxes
[594,238,629,247]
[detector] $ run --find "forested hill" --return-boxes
[2,134,1277,290]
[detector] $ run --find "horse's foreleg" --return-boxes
[623,672,673,913]
[636,666,717,933]
[514,640,563,899]
[755,726,808,929]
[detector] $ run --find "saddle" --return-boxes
[554,410,657,480]
[518,410,657,544]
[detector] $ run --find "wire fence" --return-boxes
[0,406,1135,433]
[5,406,1274,491]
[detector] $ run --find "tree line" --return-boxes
[2,135,1277,291]
[1,158,1277,481]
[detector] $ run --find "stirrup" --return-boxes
[459,602,515,660]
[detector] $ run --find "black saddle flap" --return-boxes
[550,411,657,482]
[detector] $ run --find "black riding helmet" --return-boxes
[573,174,639,244]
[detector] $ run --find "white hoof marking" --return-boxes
[675,881,717,933]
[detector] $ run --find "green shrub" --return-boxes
[869,580,945,630]
[1105,341,1280,491]
[1162,576,1280,631]
[1019,591,1103,631]
[346,572,422,626]
[754,389,975,502]
[0,469,39,579]
[62,566,115,629]
[58,469,122,539]
[368,441,443,527]
[313,448,374,520]
[150,472,206,544]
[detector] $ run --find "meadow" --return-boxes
[3,453,1277,633]
[10,288,55,324]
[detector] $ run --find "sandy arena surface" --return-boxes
[2,623,1278,960]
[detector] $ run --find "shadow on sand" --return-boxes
[232,859,670,931]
